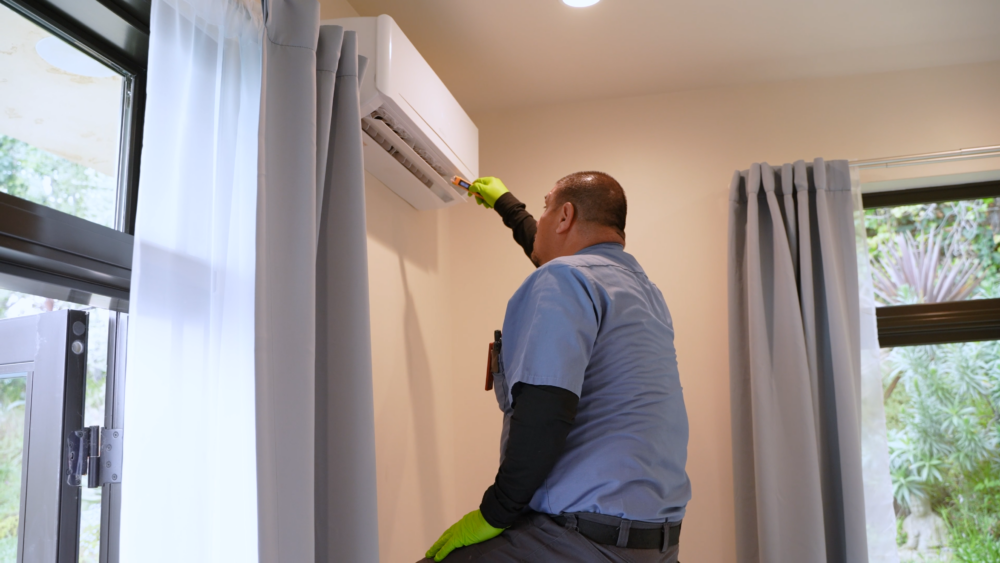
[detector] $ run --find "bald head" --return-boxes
[530,171,628,266]
[551,171,627,239]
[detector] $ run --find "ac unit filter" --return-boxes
[324,15,479,210]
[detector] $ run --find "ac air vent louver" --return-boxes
[362,117,436,190]
[369,109,450,178]
[361,108,455,204]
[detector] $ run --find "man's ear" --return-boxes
[555,201,575,234]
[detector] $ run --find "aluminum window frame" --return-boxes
[0,0,143,306]
[0,0,148,236]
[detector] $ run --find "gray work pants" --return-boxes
[417,512,681,563]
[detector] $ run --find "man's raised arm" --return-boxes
[467,177,537,261]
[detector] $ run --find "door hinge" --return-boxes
[66,426,123,487]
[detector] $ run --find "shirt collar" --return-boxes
[574,242,625,256]
[573,242,645,274]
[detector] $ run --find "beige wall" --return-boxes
[315,5,1000,558]
[319,0,358,20]
[364,175,460,560]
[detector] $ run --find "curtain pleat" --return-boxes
[813,162,868,563]
[728,168,759,559]
[257,2,378,561]
[314,25,344,226]
[729,159,870,563]
[314,30,380,562]
[256,1,321,560]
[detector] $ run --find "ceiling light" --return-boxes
[35,36,116,78]
[563,0,600,7]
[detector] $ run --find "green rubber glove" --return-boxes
[467,177,509,209]
[425,509,504,562]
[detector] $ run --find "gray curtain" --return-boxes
[315,27,380,563]
[256,1,378,561]
[728,159,868,563]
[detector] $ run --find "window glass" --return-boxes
[866,199,1000,306]
[0,289,107,562]
[0,3,122,229]
[0,375,26,561]
[883,341,1000,560]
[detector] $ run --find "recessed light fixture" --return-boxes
[35,36,116,78]
[563,0,600,7]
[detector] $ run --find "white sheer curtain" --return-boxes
[121,0,262,560]
[853,168,900,563]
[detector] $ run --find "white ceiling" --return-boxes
[347,0,1000,113]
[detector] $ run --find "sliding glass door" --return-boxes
[0,309,89,562]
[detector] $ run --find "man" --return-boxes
[422,173,690,562]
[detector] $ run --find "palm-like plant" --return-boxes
[870,201,989,305]
[872,230,984,305]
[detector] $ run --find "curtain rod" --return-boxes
[849,145,1000,169]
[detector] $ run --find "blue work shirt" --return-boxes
[496,242,690,523]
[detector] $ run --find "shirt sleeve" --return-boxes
[503,264,599,397]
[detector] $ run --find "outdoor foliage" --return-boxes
[868,199,1000,560]
[943,472,1000,562]
[867,199,1000,305]
[884,343,999,504]
[872,226,984,304]
[0,134,116,228]
[0,378,26,560]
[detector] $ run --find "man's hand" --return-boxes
[425,509,504,562]
[468,177,509,209]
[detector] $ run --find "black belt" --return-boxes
[551,513,681,552]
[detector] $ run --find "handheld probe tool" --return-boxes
[452,176,485,202]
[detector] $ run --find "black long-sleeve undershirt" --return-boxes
[479,383,579,529]
[493,192,537,261]
[479,191,572,529]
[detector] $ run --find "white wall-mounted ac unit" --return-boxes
[323,15,478,210]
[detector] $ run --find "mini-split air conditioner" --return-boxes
[324,15,479,210]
